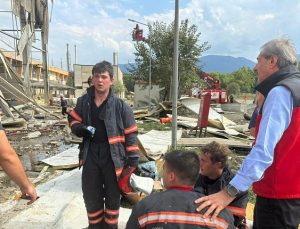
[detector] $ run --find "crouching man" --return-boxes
[126,150,234,229]
[194,141,248,228]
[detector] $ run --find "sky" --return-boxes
[1,0,300,70]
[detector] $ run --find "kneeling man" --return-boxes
[126,150,234,229]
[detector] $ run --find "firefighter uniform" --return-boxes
[68,87,139,228]
[126,187,235,229]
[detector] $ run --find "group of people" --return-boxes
[1,37,299,228]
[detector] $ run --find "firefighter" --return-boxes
[126,150,234,229]
[194,141,248,228]
[68,61,139,229]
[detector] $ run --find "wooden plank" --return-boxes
[177,137,252,149]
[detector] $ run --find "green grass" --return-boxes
[137,120,172,133]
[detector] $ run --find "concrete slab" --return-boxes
[41,145,78,169]
[177,137,251,149]
[179,97,236,129]
[61,195,132,229]
[137,130,182,160]
[2,169,131,229]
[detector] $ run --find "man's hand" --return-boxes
[118,165,137,194]
[194,189,234,219]
[81,126,96,138]
[21,183,38,205]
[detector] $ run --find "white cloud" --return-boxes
[256,14,275,21]
[124,9,140,19]
[2,0,300,68]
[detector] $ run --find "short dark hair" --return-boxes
[92,61,114,78]
[164,150,200,186]
[201,141,230,167]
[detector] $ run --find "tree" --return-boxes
[215,67,256,94]
[113,79,125,97]
[123,73,135,92]
[227,82,240,96]
[129,19,209,100]
[230,67,256,93]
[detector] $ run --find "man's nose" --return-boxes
[253,65,258,74]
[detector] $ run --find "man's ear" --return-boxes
[215,161,223,170]
[169,171,176,182]
[269,55,279,68]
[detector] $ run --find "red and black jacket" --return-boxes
[126,188,235,229]
[253,65,300,199]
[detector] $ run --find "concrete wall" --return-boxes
[73,64,125,99]
[134,83,160,108]
[73,64,93,98]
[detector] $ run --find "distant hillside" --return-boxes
[119,64,133,74]
[198,55,255,73]
[120,54,300,74]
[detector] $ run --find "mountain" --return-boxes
[119,64,134,74]
[119,55,257,74]
[198,55,255,73]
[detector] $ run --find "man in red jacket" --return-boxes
[195,38,300,228]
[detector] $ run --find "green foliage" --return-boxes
[227,82,240,95]
[113,79,125,94]
[129,19,210,100]
[123,73,135,92]
[215,67,256,94]
[230,67,256,93]
[137,121,171,132]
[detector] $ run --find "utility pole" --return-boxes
[74,45,77,65]
[66,43,70,72]
[128,18,152,109]
[19,5,32,97]
[41,30,49,102]
[171,0,179,149]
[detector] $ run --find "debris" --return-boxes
[137,130,182,160]
[27,131,42,139]
[41,146,79,169]
[1,117,26,127]
[177,137,252,150]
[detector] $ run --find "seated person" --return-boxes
[126,150,234,229]
[194,141,248,228]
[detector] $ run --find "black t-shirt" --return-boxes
[90,98,108,143]
[0,121,3,130]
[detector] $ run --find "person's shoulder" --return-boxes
[112,96,133,111]
[270,85,291,96]
[133,191,162,210]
